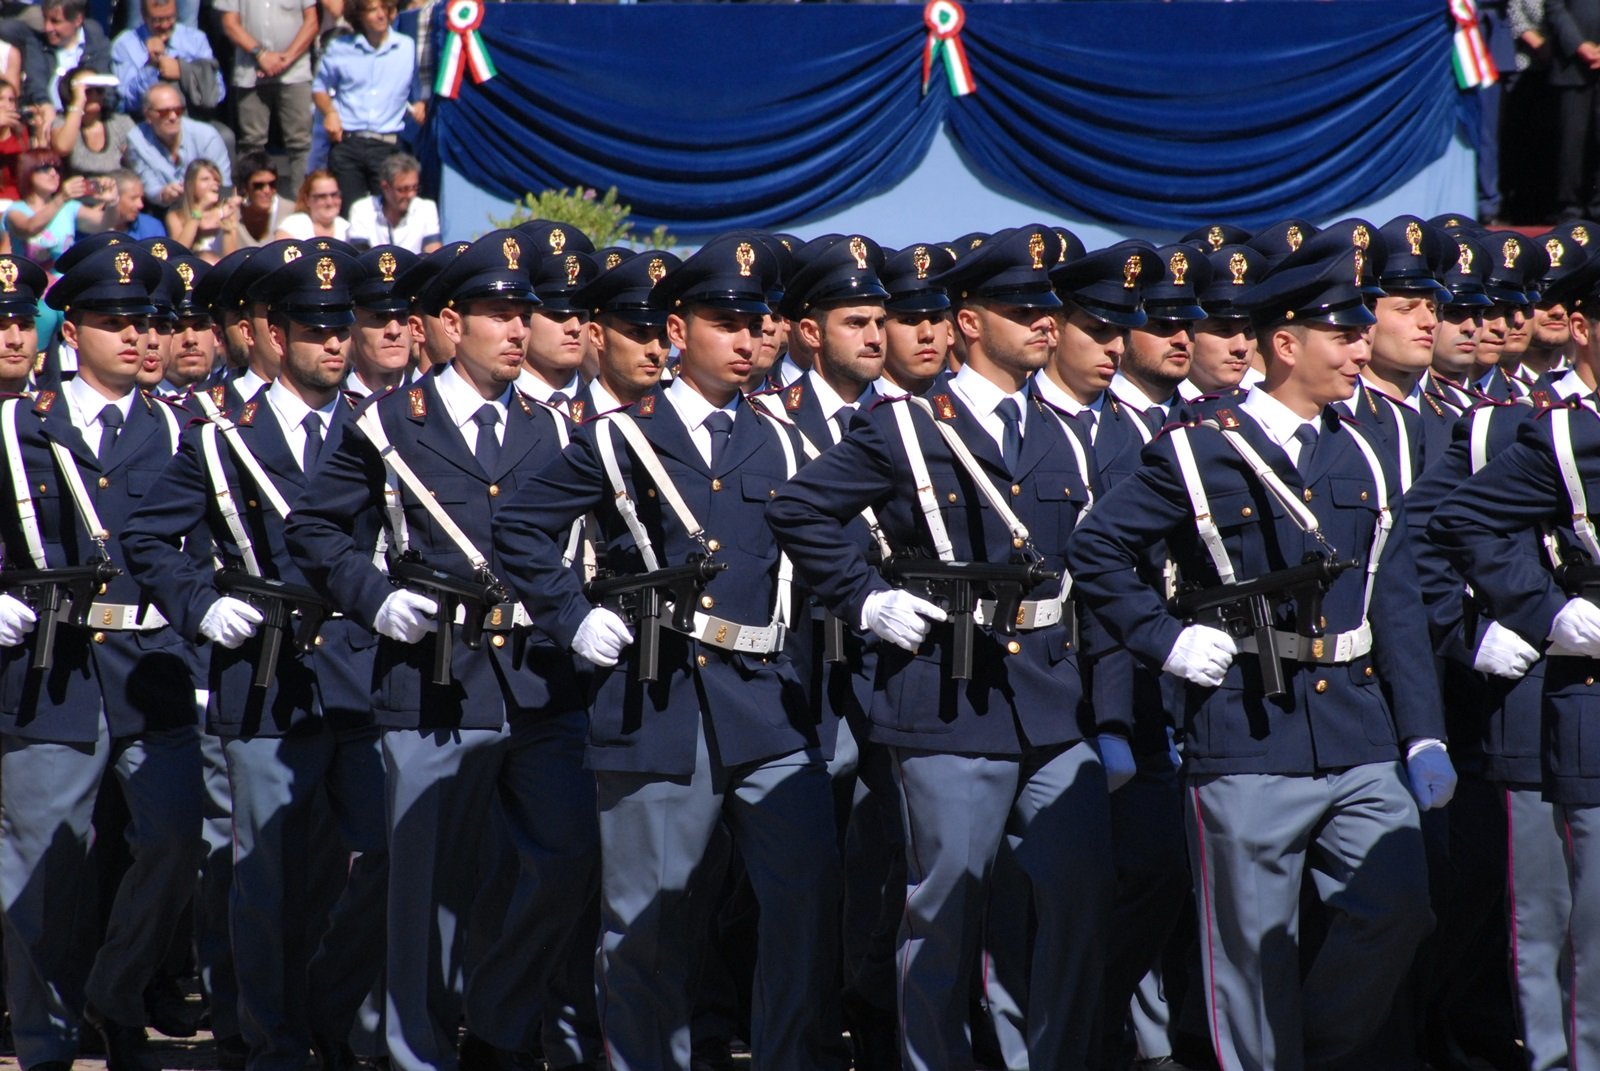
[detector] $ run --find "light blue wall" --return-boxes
[440,125,1477,250]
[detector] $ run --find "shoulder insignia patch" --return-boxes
[408,388,427,419]
[785,384,804,411]
[637,394,656,416]
[33,390,55,413]
[239,401,259,426]
[1215,407,1240,429]
[569,400,586,423]
[209,384,227,408]
[933,394,956,420]
[1531,389,1555,409]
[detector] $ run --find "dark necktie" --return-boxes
[97,404,123,466]
[832,406,853,441]
[705,411,734,470]
[474,404,501,476]
[301,411,323,472]
[996,397,1023,472]
[1293,423,1320,473]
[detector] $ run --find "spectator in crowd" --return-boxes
[217,0,316,197]
[1548,0,1600,218]
[312,0,420,212]
[5,147,100,273]
[30,0,108,113]
[110,0,224,117]
[124,82,230,211]
[49,65,130,177]
[0,25,23,94]
[99,165,164,238]
[0,79,32,198]
[164,156,236,261]
[274,167,348,241]
[346,151,438,254]
[234,148,290,246]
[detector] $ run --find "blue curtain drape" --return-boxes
[421,1,1460,234]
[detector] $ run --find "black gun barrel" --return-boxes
[584,557,728,683]
[214,572,328,691]
[0,560,121,672]
[880,557,1060,679]
[390,559,510,687]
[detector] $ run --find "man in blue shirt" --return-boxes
[110,0,224,116]
[124,82,231,210]
[312,0,421,214]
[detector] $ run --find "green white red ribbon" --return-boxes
[922,0,975,97]
[435,0,497,100]
[1449,0,1498,89]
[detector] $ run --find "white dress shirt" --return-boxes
[435,363,510,453]
[665,376,738,466]
[264,380,340,471]
[62,375,135,455]
[948,364,1027,454]
[1239,386,1320,467]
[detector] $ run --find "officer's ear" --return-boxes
[1265,324,1300,372]
[438,305,463,346]
[59,313,78,352]
[954,304,983,347]
[236,315,255,350]
[795,313,824,353]
[1572,309,1592,351]
[666,312,690,353]
[584,318,605,358]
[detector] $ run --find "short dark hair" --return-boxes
[237,150,277,184]
[43,0,87,20]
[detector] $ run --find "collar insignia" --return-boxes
[408,387,427,418]
[637,393,656,415]
[785,384,804,410]
[934,393,955,420]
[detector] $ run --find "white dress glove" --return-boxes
[1549,597,1600,657]
[0,593,36,648]
[1405,739,1458,811]
[573,607,634,668]
[373,589,440,644]
[1093,735,1137,793]
[198,597,265,649]
[1473,621,1540,679]
[1162,624,1237,687]
[861,589,949,653]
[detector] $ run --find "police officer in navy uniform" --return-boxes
[0,243,203,1071]
[285,230,601,1071]
[521,240,599,414]
[1428,249,1600,1071]
[345,244,420,398]
[491,233,849,1071]
[1186,244,1268,398]
[121,248,390,1071]
[875,242,955,399]
[0,254,49,393]
[1473,234,1545,401]
[574,250,681,419]
[1067,245,1454,1071]
[394,241,468,376]
[769,225,1116,1071]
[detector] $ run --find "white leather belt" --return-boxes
[1235,621,1373,664]
[974,597,1065,630]
[85,601,168,631]
[448,601,532,630]
[673,610,786,655]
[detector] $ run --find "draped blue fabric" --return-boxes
[421,0,1459,235]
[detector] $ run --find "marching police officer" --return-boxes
[575,250,681,419]
[346,244,420,398]
[0,243,203,1071]
[286,231,601,1071]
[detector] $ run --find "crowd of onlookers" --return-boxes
[0,0,439,295]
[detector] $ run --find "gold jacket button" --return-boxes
[1006,640,1021,655]
[313,635,325,647]
[1364,666,1374,678]
[1359,490,1369,501]
[1314,679,1328,693]
[1241,507,1253,517]
[93,631,106,644]
[646,488,657,498]
[706,539,720,553]
[1303,488,1314,502]
[947,493,958,504]
[1010,484,1021,496]
[491,634,506,648]
[700,595,714,609]
[248,500,258,508]
[696,654,707,667]
[97,477,109,489]
[489,484,500,497]
[711,478,723,491]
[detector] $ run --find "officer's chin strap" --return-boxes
[596,408,795,653]
[890,396,1072,625]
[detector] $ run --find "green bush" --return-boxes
[490,185,676,250]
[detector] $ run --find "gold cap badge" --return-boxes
[150,241,168,260]
[1285,225,1303,252]
[1576,226,1591,246]
[1207,226,1224,251]
[1548,237,1565,268]
[849,236,869,270]
[1354,251,1365,287]
[912,246,930,280]
[1169,251,1188,286]
[647,258,667,284]
[735,242,755,277]
[1352,224,1370,250]
[1123,254,1142,290]
[1457,242,1473,274]
[283,245,301,263]
[114,251,134,284]
[0,261,18,294]
[378,251,397,282]
[605,252,622,270]
[502,237,521,271]
[1027,232,1045,270]
[177,261,194,291]
[564,255,581,287]
[1406,221,1424,256]
[315,257,336,290]
[1502,238,1521,269]
[548,228,566,254]
[1229,252,1248,285]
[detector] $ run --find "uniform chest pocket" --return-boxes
[1032,470,1088,503]
[426,476,479,506]
[121,467,166,498]
[740,470,785,503]
[1206,488,1275,529]
[1327,475,1381,512]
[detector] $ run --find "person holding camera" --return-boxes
[49,65,130,179]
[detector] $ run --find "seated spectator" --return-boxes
[49,65,129,176]
[98,166,163,238]
[0,79,30,197]
[28,0,108,116]
[274,167,348,241]
[5,146,100,272]
[110,0,223,118]
[124,81,228,211]
[164,156,235,261]
[312,0,420,210]
[347,151,438,254]
[234,149,291,246]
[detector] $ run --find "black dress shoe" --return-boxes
[214,1033,248,1071]
[83,1004,152,1071]
[143,976,198,1039]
